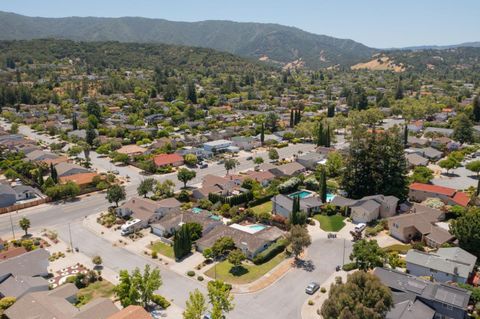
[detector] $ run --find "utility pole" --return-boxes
[68,223,74,253]
[9,212,15,240]
[342,238,346,266]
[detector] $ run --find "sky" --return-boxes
[1,0,479,48]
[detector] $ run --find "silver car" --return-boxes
[305,282,320,295]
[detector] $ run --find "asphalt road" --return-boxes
[0,120,339,319]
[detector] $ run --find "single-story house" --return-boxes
[196,224,284,259]
[331,195,398,223]
[0,248,49,284]
[116,197,181,226]
[407,147,443,161]
[374,267,471,319]
[0,185,17,208]
[203,139,232,152]
[231,136,260,151]
[387,204,454,248]
[272,194,323,218]
[192,174,244,200]
[409,183,470,207]
[5,283,119,319]
[405,153,429,167]
[296,152,326,170]
[107,305,151,319]
[269,162,306,177]
[25,150,60,163]
[12,185,38,201]
[151,210,223,237]
[116,145,147,157]
[153,153,184,168]
[54,162,91,178]
[0,274,49,299]
[407,136,429,148]
[424,127,454,138]
[406,247,476,284]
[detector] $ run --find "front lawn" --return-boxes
[383,244,412,254]
[313,214,346,232]
[204,252,287,284]
[250,201,273,215]
[149,241,174,259]
[76,280,115,307]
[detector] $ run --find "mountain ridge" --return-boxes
[0,11,376,69]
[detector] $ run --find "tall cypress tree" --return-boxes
[316,121,324,147]
[50,163,58,183]
[290,109,294,128]
[473,96,480,123]
[319,167,327,203]
[72,113,78,131]
[260,122,265,146]
[326,125,331,147]
[404,124,408,148]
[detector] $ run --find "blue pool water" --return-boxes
[210,215,222,221]
[248,224,266,232]
[326,193,336,202]
[192,207,203,214]
[288,190,312,199]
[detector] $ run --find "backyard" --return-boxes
[383,244,412,254]
[204,252,287,284]
[76,280,115,306]
[313,214,346,232]
[250,201,273,215]
[149,240,175,259]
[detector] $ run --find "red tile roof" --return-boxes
[409,183,456,197]
[153,153,184,167]
[59,172,99,186]
[452,192,470,207]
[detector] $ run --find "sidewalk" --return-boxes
[300,270,349,319]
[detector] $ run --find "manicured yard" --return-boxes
[313,214,346,232]
[250,201,273,215]
[149,241,174,259]
[204,252,287,284]
[383,244,412,254]
[77,280,115,306]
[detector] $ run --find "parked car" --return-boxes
[199,162,208,169]
[246,156,253,160]
[354,223,367,233]
[305,282,320,295]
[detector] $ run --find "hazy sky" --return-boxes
[1,0,479,48]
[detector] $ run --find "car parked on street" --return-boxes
[305,282,320,295]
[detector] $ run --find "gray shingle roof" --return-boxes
[406,249,475,279]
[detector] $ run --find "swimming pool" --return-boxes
[192,207,203,214]
[326,193,336,202]
[210,215,222,221]
[247,224,266,232]
[288,190,313,199]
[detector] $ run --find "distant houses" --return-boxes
[409,183,470,207]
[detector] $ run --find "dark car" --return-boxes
[305,282,320,295]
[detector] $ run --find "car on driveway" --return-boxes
[246,156,253,160]
[199,162,208,169]
[305,282,320,295]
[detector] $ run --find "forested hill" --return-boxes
[0,39,275,74]
[0,11,375,69]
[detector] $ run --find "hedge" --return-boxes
[248,194,274,207]
[342,262,358,271]
[151,294,171,309]
[253,239,287,265]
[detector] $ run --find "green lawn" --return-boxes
[150,241,174,259]
[76,280,115,307]
[205,252,286,284]
[250,201,273,215]
[383,244,412,254]
[313,214,346,232]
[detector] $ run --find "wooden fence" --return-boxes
[0,197,51,214]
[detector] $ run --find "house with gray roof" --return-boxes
[151,209,223,238]
[406,248,476,284]
[0,185,16,208]
[296,152,326,170]
[25,150,59,162]
[407,147,443,161]
[331,194,398,223]
[272,194,323,219]
[0,274,49,299]
[406,153,429,167]
[0,248,49,281]
[116,197,181,227]
[269,162,306,177]
[374,267,471,319]
[54,162,91,178]
[424,127,454,138]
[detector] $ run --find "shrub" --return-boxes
[65,276,77,284]
[151,294,171,309]
[151,251,158,259]
[197,276,204,281]
[187,271,195,277]
[308,300,314,306]
[342,262,358,271]
[412,242,425,252]
[0,297,16,310]
[253,239,287,265]
[320,287,327,293]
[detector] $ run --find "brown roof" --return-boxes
[119,197,180,220]
[59,172,99,186]
[42,156,69,166]
[107,305,150,319]
[425,227,455,245]
[117,145,147,155]
[153,153,184,167]
[388,204,444,234]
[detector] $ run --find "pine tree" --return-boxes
[316,121,324,147]
[186,81,197,104]
[297,110,302,124]
[326,125,331,147]
[395,78,404,100]
[404,124,408,148]
[290,109,294,128]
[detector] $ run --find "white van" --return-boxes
[354,223,366,233]
[120,219,143,236]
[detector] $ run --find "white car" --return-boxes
[354,223,367,233]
